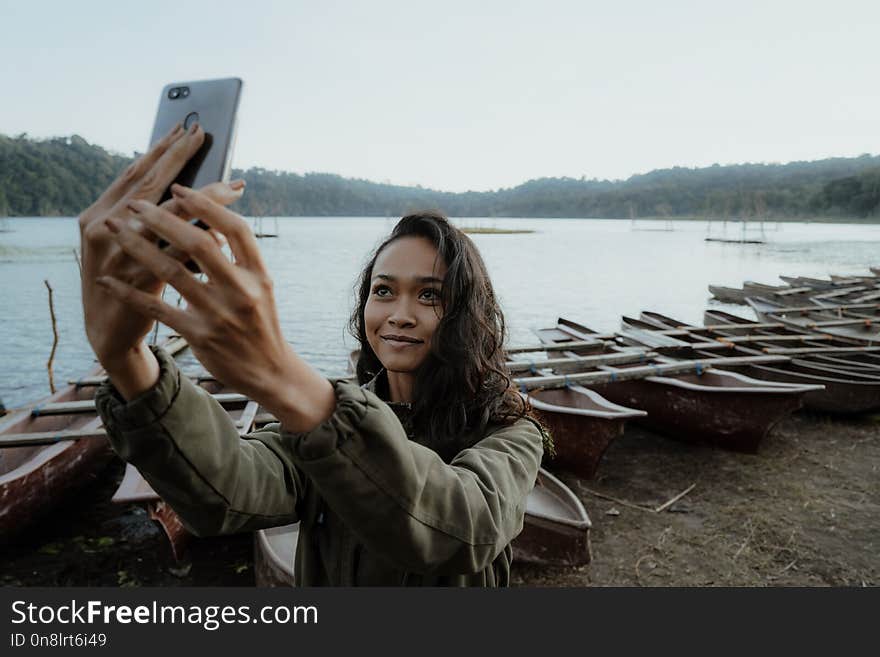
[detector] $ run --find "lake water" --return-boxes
[2,216,879,409]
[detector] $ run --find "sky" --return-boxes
[2,0,879,192]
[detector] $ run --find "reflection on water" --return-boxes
[1,216,878,408]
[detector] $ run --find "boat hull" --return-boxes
[523,387,644,479]
[585,376,804,453]
[702,310,880,414]
[0,437,113,538]
[546,318,813,452]
[0,383,114,539]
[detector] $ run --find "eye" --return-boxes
[372,284,392,297]
[419,288,441,303]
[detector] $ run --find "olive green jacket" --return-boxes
[96,347,543,586]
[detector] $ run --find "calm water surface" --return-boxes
[2,216,879,408]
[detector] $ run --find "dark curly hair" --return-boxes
[349,210,547,461]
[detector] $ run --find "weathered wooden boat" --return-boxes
[747,297,880,343]
[779,275,865,289]
[520,385,645,478]
[254,523,300,586]
[699,310,880,414]
[742,280,815,300]
[0,336,188,539]
[624,313,880,383]
[634,311,880,402]
[512,467,592,567]
[254,467,592,585]
[811,297,880,318]
[0,376,112,539]
[829,273,879,284]
[708,284,748,305]
[641,310,880,371]
[540,318,821,452]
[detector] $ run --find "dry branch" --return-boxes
[44,280,59,394]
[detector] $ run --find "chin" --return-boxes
[378,353,424,373]
[371,345,426,373]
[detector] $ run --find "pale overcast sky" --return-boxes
[2,0,879,191]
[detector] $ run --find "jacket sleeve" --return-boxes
[285,379,544,576]
[95,346,306,537]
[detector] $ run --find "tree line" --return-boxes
[2,132,880,219]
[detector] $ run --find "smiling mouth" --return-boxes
[381,334,424,344]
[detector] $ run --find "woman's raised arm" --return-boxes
[79,122,244,399]
[94,184,336,433]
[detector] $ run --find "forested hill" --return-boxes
[3,132,880,219]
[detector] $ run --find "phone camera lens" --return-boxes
[181,87,190,97]
[168,88,180,99]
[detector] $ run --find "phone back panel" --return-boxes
[149,77,242,199]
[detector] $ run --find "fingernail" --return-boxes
[170,184,190,197]
[230,179,245,190]
[126,200,142,214]
[105,217,120,233]
[189,121,200,135]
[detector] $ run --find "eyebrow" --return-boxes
[372,274,444,284]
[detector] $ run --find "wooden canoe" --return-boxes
[708,284,748,305]
[0,336,188,540]
[254,467,592,585]
[641,310,880,372]
[521,386,645,479]
[695,310,880,414]
[630,312,880,383]
[746,297,880,343]
[541,318,821,452]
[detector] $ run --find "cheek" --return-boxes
[363,299,382,332]
[420,308,442,344]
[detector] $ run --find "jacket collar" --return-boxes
[362,369,414,436]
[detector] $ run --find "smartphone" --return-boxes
[149,77,242,269]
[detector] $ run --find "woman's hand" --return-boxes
[94,184,336,432]
[79,123,244,397]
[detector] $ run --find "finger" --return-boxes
[170,184,263,271]
[130,180,241,263]
[127,199,237,284]
[95,275,195,335]
[197,179,247,206]
[127,122,206,204]
[105,216,214,308]
[94,124,185,212]
[158,179,245,217]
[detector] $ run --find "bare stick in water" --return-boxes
[72,248,82,278]
[44,280,59,394]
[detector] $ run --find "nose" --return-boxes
[388,301,416,328]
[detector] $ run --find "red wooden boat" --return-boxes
[538,318,821,453]
[0,336,188,539]
[521,386,644,478]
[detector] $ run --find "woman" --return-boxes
[81,124,545,586]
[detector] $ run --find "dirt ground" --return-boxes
[2,411,877,587]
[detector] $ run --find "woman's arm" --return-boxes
[285,381,544,575]
[96,346,308,536]
[93,184,336,432]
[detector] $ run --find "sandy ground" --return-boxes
[2,411,877,587]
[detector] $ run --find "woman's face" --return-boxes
[364,236,447,375]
